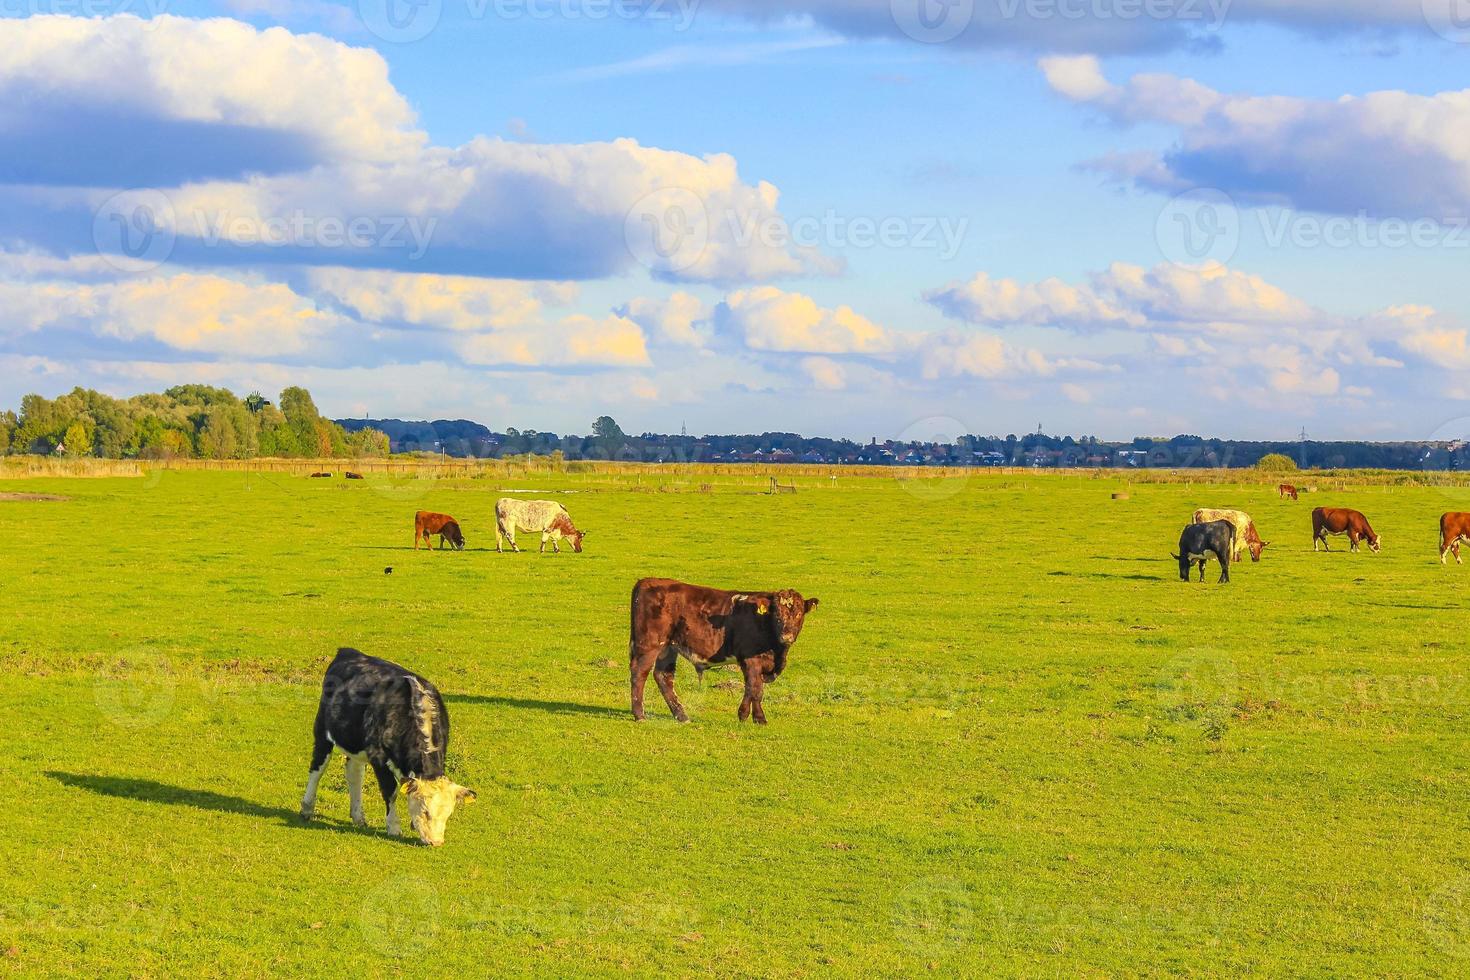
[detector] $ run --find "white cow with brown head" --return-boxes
[494,498,587,554]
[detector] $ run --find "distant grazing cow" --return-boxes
[1441,512,1470,564]
[1192,508,1268,562]
[1312,507,1380,553]
[299,648,475,846]
[495,499,586,554]
[414,511,465,551]
[1174,521,1233,583]
[1278,484,1299,500]
[345,472,365,480]
[310,472,332,478]
[629,577,819,724]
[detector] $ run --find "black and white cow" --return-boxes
[1172,520,1234,584]
[299,648,475,846]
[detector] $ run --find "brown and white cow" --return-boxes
[1278,484,1298,500]
[494,498,585,553]
[1441,513,1470,564]
[1312,507,1380,553]
[628,577,819,724]
[1192,508,1268,562]
[414,511,465,551]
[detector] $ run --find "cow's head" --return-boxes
[444,521,466,550]
[403,776,476,847]
[768,590,819,648]
[568,528,586,553]
[1171,552,1190,581]
[1248,538,1268,561]
[1369,533,1382,553]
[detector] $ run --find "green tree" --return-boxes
[591,415,626,455]
[1256,453,1298,473]
[62,421,92,456]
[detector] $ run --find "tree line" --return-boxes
[0,386,390,459]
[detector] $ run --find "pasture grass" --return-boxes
[2,467,1469,975]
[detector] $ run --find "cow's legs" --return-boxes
[630,644,659,721]
[539,531,547,554]
[652,649,688,723]
[370,762,402,836]
[1456,539,1464,565]
[345,753,368,827]
[500,524,519,553]
[299,727,332,819]
[1196,559,1206,582]
[738,659,768,724]
[1218,551,1230,584]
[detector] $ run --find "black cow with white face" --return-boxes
[299,648,475,846]
[1173,520,1234,583]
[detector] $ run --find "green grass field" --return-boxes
[3,467,1470,975]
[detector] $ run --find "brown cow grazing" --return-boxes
[345,471,365,480]
[1312,507,1380,553]
[1278,484,1298,500]
[310,472,333,478]
[629,578,819,724]
[414,511,465,551]
[1440,513,1470,564]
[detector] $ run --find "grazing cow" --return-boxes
[345,472,365,480]
[414,511,465,551]
[310,472,332,478]
[1174,521,1234,583]
[1441,512,1470,564]
[1192,508,1268,562]
[1278,484,1299,500]
[494,499,586,554]
[628,577,819,724]
[1312,507,1381,553]
[299,648,475,846]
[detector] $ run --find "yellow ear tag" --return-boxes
[757,602,769,615]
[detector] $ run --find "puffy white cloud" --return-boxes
[456,314,650,368]
[0,16,824,284]
[717,287,892,353]
[801,356,848,390]
[616,292,709,347]
[924,270,1142,331]
[1043,57,1470,221]
[306,268,578,331]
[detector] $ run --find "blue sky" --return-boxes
[4,1,1470,440]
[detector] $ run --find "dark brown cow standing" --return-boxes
[414,511,465,551]
[1278,484,1298,500]
[1441,512,1470,564]
[628,577,819,724]
[1312,507,1380,553]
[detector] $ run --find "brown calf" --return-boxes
[1312,507,1380,553]
[1441,512,1470,564]
[414,511,465,551]
[1278,484,1298,500]
[628,577,818,724]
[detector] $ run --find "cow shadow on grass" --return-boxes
[443,693,624,719]
[45,771,418,844]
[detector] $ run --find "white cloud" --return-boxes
[617,292,709,347]
[717,287,893,353]
[456,314,650,368]
[0,15,825,284]
[307,268,578,331]
[1043,57,1470,221]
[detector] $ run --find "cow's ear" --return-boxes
[456,785,476,803]
[735,595,770,615]
[804,598,819,612]
[402,777,419,795]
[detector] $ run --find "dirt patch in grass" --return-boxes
[0,492,69,502]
